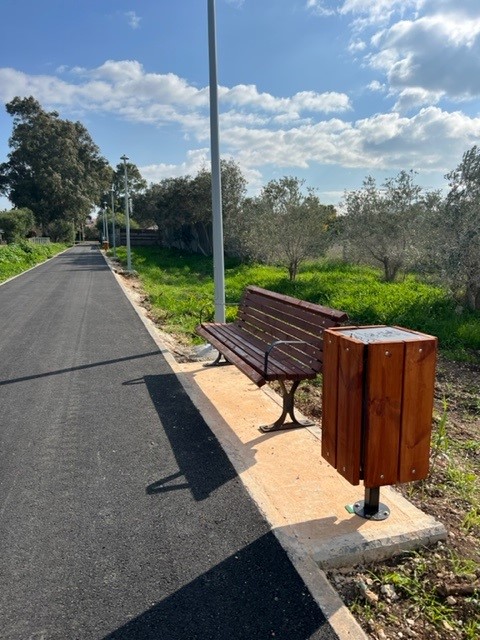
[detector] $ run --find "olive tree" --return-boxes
[241,177,336,281]
[439,146,480,310]
[342,171,425,281]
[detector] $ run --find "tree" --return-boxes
[342,171,424,282]
[0,96,111,233]
[0,208,35,243]
[135,160,247,255]
[111,161,147,214]
[440,146,480,310]
[241,177,335,280]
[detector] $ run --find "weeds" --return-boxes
[111,247,480,356]
[0,242,68,282]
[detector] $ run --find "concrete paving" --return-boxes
[109,254,447,640]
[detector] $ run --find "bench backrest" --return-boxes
[236,286,348,372]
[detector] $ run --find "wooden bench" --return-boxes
[196,286,348,432]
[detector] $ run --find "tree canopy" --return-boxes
[441,146,480,310]
[243,177,336,280]
[342,171,426,282]
[0,96,111,233]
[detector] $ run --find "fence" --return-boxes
[29,237,51,245]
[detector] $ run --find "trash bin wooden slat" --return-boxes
[398,338,437,483]
[322,325,437,493]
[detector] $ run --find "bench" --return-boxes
[195,286,348,432]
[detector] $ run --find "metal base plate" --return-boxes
[353,500,390,521]
[259,419,315,433]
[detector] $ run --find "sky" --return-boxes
[1,0,480,211]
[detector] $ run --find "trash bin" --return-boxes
[321,325,437,519]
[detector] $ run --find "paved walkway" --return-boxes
[0,245,340,640]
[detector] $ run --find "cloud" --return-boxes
[140,149,209,182]
[340,0,480,105]
[305,1,337,17]
[370,13,480,99]
[340,0,422,30]
[1,60,480,185]
[125,11,141,29]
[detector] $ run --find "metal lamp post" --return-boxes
[121,154,132,272]
[208,0,225,323]
[110,184,116,258]
[102,201,108,248]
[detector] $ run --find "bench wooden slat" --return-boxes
[238,307,324,364]
[196,286,348,389]
[196,324,266,386]
[241,289,342,327]
[199,323,315,381]
[232,325,319,379]
[244,286,348,322]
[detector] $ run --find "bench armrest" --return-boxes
[264,339,308,377]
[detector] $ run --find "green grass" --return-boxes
[0,242,68,282]
[112,246,480,357]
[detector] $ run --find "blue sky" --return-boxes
[1,0,480,211]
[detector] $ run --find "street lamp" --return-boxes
[110,184,116,258]
[102,200,108,248]
[208,0,225,323]
[121,154,132,272]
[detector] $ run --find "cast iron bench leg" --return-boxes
[204,351,230,367]
[259,380,315,433]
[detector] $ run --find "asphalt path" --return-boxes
[0,244,338,640]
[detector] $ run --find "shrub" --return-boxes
[0,208,35,243]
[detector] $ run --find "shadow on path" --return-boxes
[0,351,159,387]
[103,532,334,640]
[135,373,239,502]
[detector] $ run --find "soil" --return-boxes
[115,263,479,640]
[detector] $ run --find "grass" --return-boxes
[0,241,68,282]
[111,246,480,358]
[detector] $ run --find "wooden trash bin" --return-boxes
[321,326,437,520]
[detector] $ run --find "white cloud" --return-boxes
[340,0,422,29]
[367,80,386,92]
[370,14,480,99]
[338,0,480,112]
[348,40,367,54]
[224,0,245,7]
[1,61,480,186]
[140,149,209,183]
[392,87,444,112]
[125,11,141,29]
[306,1,336,17]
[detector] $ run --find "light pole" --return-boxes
[110,184,116,258]
[102,200,108,248]
[208,0,225,323]
[121,154,132,272]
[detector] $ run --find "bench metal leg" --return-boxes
[259,380,315,433]
[203,351,230,367]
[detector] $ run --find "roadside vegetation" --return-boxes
[0,242,68,282]
[112,246,480,360]
[111,245,479,640]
